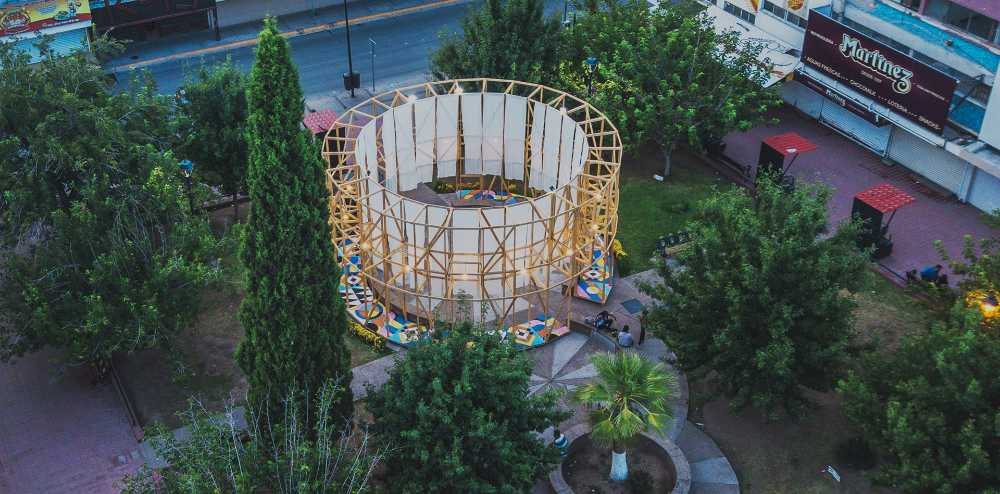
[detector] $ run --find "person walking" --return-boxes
[553,429,569,457]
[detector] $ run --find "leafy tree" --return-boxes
[122,381,384,493]
[177,57,249,220]
[431,0,564,84]
[643,176,869,417]
[0,40,222,374]
[839,307,1000,493]
[366,325,570,493]
[572,351,676,481]
[236,19,353,428]
[560,0,781,176]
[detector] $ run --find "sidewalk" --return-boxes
[0,350,141,494]
[722,105,1000,281]
[106,0,470,73]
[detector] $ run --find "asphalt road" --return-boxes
[136,0,568,100]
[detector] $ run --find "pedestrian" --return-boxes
[618,325,634,348]
[553,429,569,457]
[920,264,943,283]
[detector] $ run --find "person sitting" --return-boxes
[594,310,615,332]
[920,264,943,283]
[618,325,634,348]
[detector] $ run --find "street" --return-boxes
[128,0,570,103]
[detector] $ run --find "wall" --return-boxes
[980,71,1000,149]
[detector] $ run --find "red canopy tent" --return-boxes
[302,109,339,138]
[757,132,817,185]
[852,183,915,259]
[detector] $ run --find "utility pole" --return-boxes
[369,38,376,92]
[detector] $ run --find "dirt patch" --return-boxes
[563,434,676,494]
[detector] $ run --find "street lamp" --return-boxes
[585,57,598,96]
[342,0,360,97]
[179,159,195,214]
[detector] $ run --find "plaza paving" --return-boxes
[723,106,1000,282]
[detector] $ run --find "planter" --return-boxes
[549,423,691,494]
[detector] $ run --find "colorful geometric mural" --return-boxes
[575,236,615,304]
[455,189,523,206]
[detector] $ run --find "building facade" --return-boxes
[699,0,1000,212]
[0,0,93,62]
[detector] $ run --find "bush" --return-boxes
[350,322,387,353]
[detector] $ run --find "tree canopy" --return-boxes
[366,325,569,493]
[177,57,249,217]
[839,307,1000,493]
[431,0,564,84]
[0,40,222,372]
[236,18,353,427]
[644,176,869,417]
[560,0,781,176]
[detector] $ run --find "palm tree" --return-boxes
[572,351,677,481]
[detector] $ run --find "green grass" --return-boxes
[616,163,723,273]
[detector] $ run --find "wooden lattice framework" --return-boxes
[323,79,621,338]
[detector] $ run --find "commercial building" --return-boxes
[699,0,1000,212]
[0,0,93,62]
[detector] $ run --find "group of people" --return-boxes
[593,309,646,348]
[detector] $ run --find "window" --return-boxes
[925,0,999,43]
[888,0,922,11]
[762,1,808,29]
[723,1,756,24]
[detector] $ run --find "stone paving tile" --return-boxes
[690,457,739,485]
[723,106,1000,282]
[677,423,726,464]
[0,350,140,494]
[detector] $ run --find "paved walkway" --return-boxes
[0,351,141,493]
[723,106,1000,282]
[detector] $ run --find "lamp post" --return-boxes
[585,57,598,96]
[342,0,359,97]
[179,159,195,214]
[369,37,376,92]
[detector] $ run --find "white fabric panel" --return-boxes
[558,115,576,187]
[436,95,460,178]
[362,123,378,178]
[426,206,450,273]
[529,101,547,189]
[482,93,505,175]
[503,95,528,180]
[381,113,398,192]
[452,209,480,254]
[354,128,367,172]
[481,209,505,260]
[542,107,563,190]
[414,99,436,184]
[461,94,484,174]
[394,104,418,191]
[572,127,586,178]
[405,199,426,254]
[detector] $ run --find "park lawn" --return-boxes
[687,272,933,494]
[118,209,385,429]
[615,149,725,274]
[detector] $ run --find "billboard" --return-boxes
[801,11,957,134]
[0,0,91,37]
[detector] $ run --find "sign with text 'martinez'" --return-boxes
[801,10,957,135]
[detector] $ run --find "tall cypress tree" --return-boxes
[237,18,353,425]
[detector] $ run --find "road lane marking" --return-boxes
[110,0,470,73]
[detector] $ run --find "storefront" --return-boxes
[779,9,1000,204]
[0,0,92,62]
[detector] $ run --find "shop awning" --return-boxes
[703,4,801,87]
